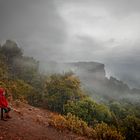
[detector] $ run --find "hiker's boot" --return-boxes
[6,114,12,119]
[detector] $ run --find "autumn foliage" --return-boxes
[49,113,124,140]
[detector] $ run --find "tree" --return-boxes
[45,73,83,113]
[0,40,23,79]
[1,40,23,63]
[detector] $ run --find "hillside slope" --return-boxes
[0,103,87,140]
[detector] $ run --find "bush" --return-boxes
[64,98,113,124]
[94,122,125,140]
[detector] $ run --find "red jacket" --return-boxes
[0,88,8,108]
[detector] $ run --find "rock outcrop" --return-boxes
[43,61,140,101]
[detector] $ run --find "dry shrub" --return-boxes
[49,113,96,138]
[94,122,125,140]
[49,114,67,130]
[49,113,124,140]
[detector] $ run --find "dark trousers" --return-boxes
[1,108,4,119]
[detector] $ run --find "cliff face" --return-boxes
[64,62,107,95]
[43,60,106,84]
[66,62,106,80]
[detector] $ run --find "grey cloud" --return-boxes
[0,0,67,61]
[61,35,107,62]
[58,0,140,17]
[1,0,140,88]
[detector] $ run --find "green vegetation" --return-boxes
[0,40,44,106]
[0,40,140,140]
[64,98,112,124]
[44,73,84,113]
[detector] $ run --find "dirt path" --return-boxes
[0,103,87,140]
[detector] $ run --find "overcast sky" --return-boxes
[0,0,140,88]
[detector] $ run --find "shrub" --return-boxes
[121,115,140,140]
[64,98,113,124]
[49,113,96,138]
[94,122,125,140]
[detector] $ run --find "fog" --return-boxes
[0,0,140,88]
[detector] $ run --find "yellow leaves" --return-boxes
[49,114,67,130]
[65,113,88,135]
[49,113,124,140]
[49,113,96,138]
[94,122,125,140]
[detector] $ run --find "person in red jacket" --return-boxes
[0,88,11,121]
